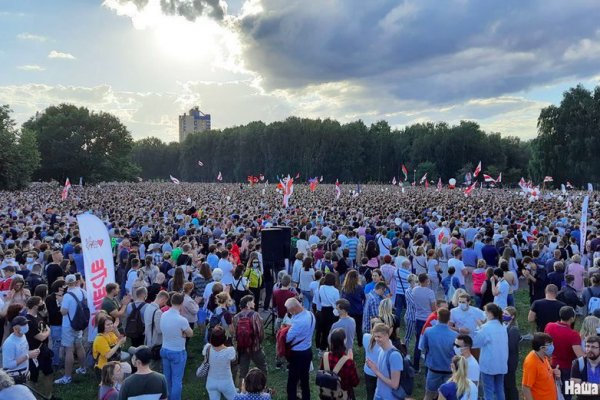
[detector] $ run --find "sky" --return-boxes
[1,0,600,142]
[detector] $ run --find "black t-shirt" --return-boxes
[25,313,47,349]
[46,263,64,287]
[119,371,168,400]
[531,298,566,332]
[45,293,63,326]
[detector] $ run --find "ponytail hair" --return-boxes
[450,355,471,398]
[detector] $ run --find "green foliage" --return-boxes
[23,104,139,183]
[131,137,181,180]
[0,105,40,190]
[532,84,600,186]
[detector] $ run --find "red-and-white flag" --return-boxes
[519,177,526,190]
[419,173,427,184]
[392,176,397,185]
[496,173,502,183]
[483,174,495,183]
[544,176,553,183]
[170,175,180,184]
[61,178,71,201]
[473,161,482,178]
[281,175,294,207]
[401,164,408,181]
[335,179,341,200]
[566,181,574,189]
[437,178,442,191]
[295,172,300,179]
[464,181,476,196]
[217,171,222,181]
[425,180,429,189]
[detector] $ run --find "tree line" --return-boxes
[0,84,598,190]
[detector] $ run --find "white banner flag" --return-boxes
[580,195,589,257]
[77,213,115,337]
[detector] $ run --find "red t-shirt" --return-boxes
[544,321,581,369]
[421,311,438,335]
[272,288,297,318]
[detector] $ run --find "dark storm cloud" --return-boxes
[236,0,600,103]
[117,0,225,21]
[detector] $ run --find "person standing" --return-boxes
[411,273,437,372]
[233,295,267,383]
[119,346,168,400]
[341,270,365,347]
[570,335,600,399]
[55,274,87,385]
[159,292,193,400]
[284,298,315,400]
[421,308,458,400]
[2,316,40,384]
[329,299,356,352]
[362,282,386,334]
[522,333,559,400]
[202,326,237,400]
[24,296,53,398]
[453,334,480,386]
[529,285,566,333]
[318,273,340,351]
[544,306,584,400]
[438,356,478,400]
[503,307,520,400]
[144,290,169,370]
[365,322,403,400]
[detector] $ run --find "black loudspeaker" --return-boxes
[276,226,292,259]
[261,228,287,273]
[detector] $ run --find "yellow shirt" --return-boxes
[93,332,119,369]
[522,350,558,400]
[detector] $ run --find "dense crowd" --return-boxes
[0,182,599,400]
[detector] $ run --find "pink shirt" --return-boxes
[566,262,585,292]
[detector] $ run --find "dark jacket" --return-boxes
[557,285,584,309]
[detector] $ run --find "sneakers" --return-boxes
[75,367,87,375]
[54,375,72,385]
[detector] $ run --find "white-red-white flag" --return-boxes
[61,178,71,201]
[170,175,180,184]
[335,179,341,200]
[496,173,502,183]
[392,176,397,185]
[519,177,527,190]
[473,161,482,178]
[419,173,427,184]
[566,181,574,189]
[483,174,495,183]
[464,182,476,196]
[437,178,442,191]
[217,172,222,181]
[544,176,553,183]
[281,175,294,207]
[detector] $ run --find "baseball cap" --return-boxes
[65,274,77,283]
[11,316,28,328]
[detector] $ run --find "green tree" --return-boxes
[23,104,138,182]
[0,105,40,190]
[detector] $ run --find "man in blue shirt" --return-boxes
[285,298,315,400]
[481,237,499,267]
[462,241,478,269]
[421,308,457,399]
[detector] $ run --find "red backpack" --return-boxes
[276,324,293,360]
[235,312,255,353]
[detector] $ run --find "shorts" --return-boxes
[426,370,452,393]
[61,325,83,347]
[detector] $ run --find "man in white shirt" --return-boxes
[218,250,234,286]
[448,248,467,288]
[376,230,392,257]
[159,292,193,400]
[450,293,486,337]
[2,316,40,383]
[454,334,480,386]
[144,290,169,370]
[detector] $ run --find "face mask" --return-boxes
[38,304,45,312]
[503,315,513,322]
[20,325,29,335]
[252,262,259,267]
[454,346,463,356]
[459,303,468,311]
[333,309,340,317]
[545,344,555,356]
[26,257,34,263]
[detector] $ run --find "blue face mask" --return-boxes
[545,344,555,356]
[20,325,29,335]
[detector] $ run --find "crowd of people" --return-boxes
[0,181,599,400]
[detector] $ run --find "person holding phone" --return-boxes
[24,296,53,398]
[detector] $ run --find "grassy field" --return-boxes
[53,290,539,400]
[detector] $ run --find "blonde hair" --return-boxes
[378,298,395,329]
[580,316,600,341]
[450,356,471,398]
[369,322,392,349]
[452,288,467,307]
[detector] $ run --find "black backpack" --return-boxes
[66,291,90,331]
[125,303,145,339]
[384,348,415,397]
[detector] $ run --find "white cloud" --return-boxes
[17,33,47,42]
[17,65,45,71]
[48,50,76,60]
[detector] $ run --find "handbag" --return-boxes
[196,346,211,378]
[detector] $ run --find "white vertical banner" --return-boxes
[580,195,589,258]
[77,213,115,320]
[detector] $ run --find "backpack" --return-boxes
[587,287,600,314]
[316,352,350,400]
[66,291,90,331]
[384,348,415,397]
[235,312,255,353]
[321,260,333,274]
[276,325,293,360]
[125,302,145,339]
[446,276,458,302]
[208,309,225,332]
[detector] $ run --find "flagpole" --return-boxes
[413,170,416,185]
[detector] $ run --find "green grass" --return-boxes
[54,291,540,399]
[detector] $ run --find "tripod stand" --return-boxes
[263,308,277,336]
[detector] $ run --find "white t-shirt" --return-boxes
[310,281,321,310]
[494,279,510,309]
[450,306,486,337]
[466,355,480,384]
[319,285,340,308]
[448,258,466,285]
[218,259,234,285]
[296,239,310,256]
[160,308,189,351]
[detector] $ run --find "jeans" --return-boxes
[394,294,406,320]
[160,348,187,400]
[50,325,62,366]
[481,372,505,400]
[301,290,313,310]
[412,319,426,371]
[287,349,312,400]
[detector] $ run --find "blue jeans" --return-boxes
[413,319,426,371]
[160,348,187,400]
[481,372,505,400]
[50,325,62,366]
[394,294,406,320]
[301,290,313,310]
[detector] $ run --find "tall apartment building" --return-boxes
[178,107,211,142]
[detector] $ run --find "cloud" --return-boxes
[106,0,225,21]
[48,50,76,60]
[17,33,47,42]
[17,65,45,71]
